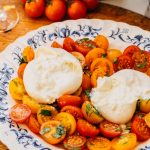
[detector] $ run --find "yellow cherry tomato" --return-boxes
[139,99,150,113]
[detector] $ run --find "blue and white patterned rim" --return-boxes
[0,19,150,150]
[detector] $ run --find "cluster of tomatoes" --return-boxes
[9,35,150,150]
[21,0,98,21]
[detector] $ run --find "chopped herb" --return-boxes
[84,90,91,99]
[85,103,91,116]
[40,110,51,116]
[87,43,96,49]
[40,127,51,135]
[113,58,118,64]
[53,125,65,139]
[19,57,27,65]
[85,102,99,116]
[81,38,89,42]
[136,62,146,68]
[102,54,107,58]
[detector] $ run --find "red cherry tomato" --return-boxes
[76,119,99,137]
[45,0,66,21]
[83,0,98,11]
[123,45,140,57]
[10,104,31,123]
[99,120,122,138]
[21,0,27,4]
[63,37,75,52]
[25,0,45,18]
[131,113,150,141]
[67,0,87,19]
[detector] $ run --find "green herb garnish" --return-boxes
[40,127,51,135]
[84,90,91,99]
[102,54,107,58]
[40,110,51,116]
[136,62,146,68]
[113,58,118,64]
[53,125,65,138]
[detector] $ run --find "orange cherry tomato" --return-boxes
[25,0,45,18]
[145,112,150,128]
[82,73,91,90]
[85,48,106,68]
[51,41,62,48]
[63,37,75,52]
[76,119,99,137]
[45,0,66,21]
[123,45,140,57]
[61,105,83,120]
[75,38,97,56]
[28,115,40,134]
[10,104,31,123]
[99,120,122,138]
[67,0,87,19]
[94,35,109,50]
[18,63,27,79]
[87,136,111,150]
[57,95,82,108]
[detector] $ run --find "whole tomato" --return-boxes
[67,0,87,19]
[45,0,66,22]
[83,0,98,11]
[25,0,45,18]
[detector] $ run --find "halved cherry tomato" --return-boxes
[76,119,99,137]
[61,105,83,120]
[99,120,122,138]
[145,112,150,128]
[82,73,91,90]
[18,63,27,79]
[87,136,111,150]
[28,115,40,134]
[51,41,62,48]
[131,113,150,141]
[123,45,140,57]
[40,120,66,145]
[55,112,76,135]
[75,38,97,56]
[63,135,86,150]
[115,55,134,71]
[90,58,114,76]
[82,101,103,124]
[111,133,137,150]
[10,104,31,123]
[71,51,85,67]
[94,35,109,50]
[85,48,106,68]
[57,95,82,108]
[132,50,150,72]
[63,37,75,52]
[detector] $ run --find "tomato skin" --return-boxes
[83,0,98,11]
[10,104,31,123]
[123,45,140,57]
[18,63,27,79]
[63,37,75,52]
[45,0,66,21]
[21,0,26,4]
[61,105,83,120]
[82,73,91,90]
[51,41,62,48]
[131,113,150,141]
[99,120,122,138]
[76,119,99,137]
[57,95,82,108]
[25,0,45,18]
[68,0,87,19]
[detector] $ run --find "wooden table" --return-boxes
[0,1,150,149]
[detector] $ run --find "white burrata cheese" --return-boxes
[91,69,150,124]
[23,47,83,104]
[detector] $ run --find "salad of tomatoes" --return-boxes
[9,35,150,150]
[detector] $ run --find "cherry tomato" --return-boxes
[10,104,31,123]
[21,0,26,4]
[131,113,150,141]
[145,112,150,128]
[57,95,82,108]
[28,115,40,134]
[115,55,134,71]
[45,0,66,21]
[75,38,97,56]
[76,119,99,137]
[83,0,99,11]
[63,135,86,150]
[82,73,91,90]
[99,120,122,138]
[25,0,45,18]
[18,63,27,79]
[63,37,75,52]
[61,105,83,120]
[123,45,140,57]
[67,0,87,19]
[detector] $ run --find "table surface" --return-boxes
[0,1,150,149]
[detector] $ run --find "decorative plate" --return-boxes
[0,19,150,150]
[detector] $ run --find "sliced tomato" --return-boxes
[99,120,122,138]
[76,119,99,137]
[10,104,31,123]
[115,55,134,71]
[57,95,82,108]
[123,45,140,57]
[131,113,150,141]
[63,37,75,52]
[82,73,91,90]
[61,105,83,119]
[63,135,86,150]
